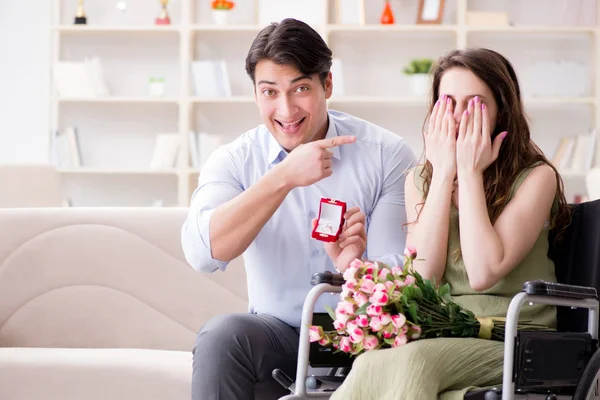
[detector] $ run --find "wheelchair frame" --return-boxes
[277,280,600,400]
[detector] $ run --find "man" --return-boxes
[181,18,416,400]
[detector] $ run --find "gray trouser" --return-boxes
[192,313,299,400]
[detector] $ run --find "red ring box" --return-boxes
[311,198,347,243]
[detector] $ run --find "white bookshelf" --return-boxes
[50,0,600,206]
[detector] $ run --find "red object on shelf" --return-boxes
[380,1,395,25]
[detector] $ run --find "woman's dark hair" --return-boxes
[245,18,332,86]
[417,48,571,242]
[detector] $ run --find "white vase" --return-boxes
[408,74,430,97]
[212,10,229,25]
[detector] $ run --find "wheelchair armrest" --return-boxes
[522,279,598,300]
[311,271,345,287]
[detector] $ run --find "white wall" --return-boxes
[0,0,51,164]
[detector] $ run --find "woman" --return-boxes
[325,48,571,399]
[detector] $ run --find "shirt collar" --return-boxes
[267,112,341,166]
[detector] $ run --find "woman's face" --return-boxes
[438,67,498,134]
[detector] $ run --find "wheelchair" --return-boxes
[274,198,600,400]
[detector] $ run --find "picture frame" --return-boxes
[417,0,446,24]
[335,0,365,25]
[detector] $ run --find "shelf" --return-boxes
[54,97,180,104]
[190,96,254,103]
[191,24,262,33]
[524,97,596,106]
[328,96,428,106]
[58,168,179,175]
[466,26,597,34]
[328,24,458,33]
[54,25,181,34]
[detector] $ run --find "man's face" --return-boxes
[253,60,332,152]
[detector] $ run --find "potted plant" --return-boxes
[402,58,434,97]
[211,0,235,26]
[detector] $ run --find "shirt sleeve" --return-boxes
[365,140,417,268]
[181,147,244,273]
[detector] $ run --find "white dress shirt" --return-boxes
[181,109,417,327]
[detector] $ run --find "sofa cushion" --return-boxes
[0,347,191,400]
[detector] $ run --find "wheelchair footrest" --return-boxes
[306,375,345,391]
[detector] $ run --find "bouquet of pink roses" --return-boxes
[309,247,546,357]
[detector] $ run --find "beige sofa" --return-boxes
[0,207,248,400]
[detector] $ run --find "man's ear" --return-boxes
[324,71,333,99]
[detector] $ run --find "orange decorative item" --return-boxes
[211,0,235,10]
[211,0,235,25]
[380,0,395,25]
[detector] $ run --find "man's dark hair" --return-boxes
[245,18,333,86]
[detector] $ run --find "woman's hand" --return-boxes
[312,207,366,272]
[456,96,507,174]
[424,94,457,179]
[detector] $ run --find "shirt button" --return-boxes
[309,211,316,218]
[312,250,319,256]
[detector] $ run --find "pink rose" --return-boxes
[337,300,355,316]
[391,266,404,277]
[341,287,353,301]
[339,337,352,353]
[349,328,365,344]
[385,281,395,291]
[349,258,364,270]
[394,278,406,288]
[378,268,392,281]
[360,278,376,294]
[391,314,406,329]
[410,325,422,339]
[379,312,392,326]
[345,320,359,334]
[353,291,369,307]
[404,246,417,259]
[333,319,347,332]
[362,335,379,350]
[369,290,389,306]
[318,336,331,346]
[369,316,384,332]
[366,304,383,317]
[343,279,357,292]
[355,314,369,328]
[404,276,416,286]
[308,326,324,342]
[373,283,388,294]
[343,266,359,281]
[392,334,408,347]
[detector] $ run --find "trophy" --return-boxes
[74,0,87,25]
[155,0,171,25]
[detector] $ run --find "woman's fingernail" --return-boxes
[468,99,473,107]
[501,131,508,139]
[475,96,480,103]
[464,109,469,116]
[481,103,486,110]
[446,97,451,104]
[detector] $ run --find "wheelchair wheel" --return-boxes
[574,349,600,400]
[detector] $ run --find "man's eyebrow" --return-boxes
[257,75,312,86]
[290,74,312,83]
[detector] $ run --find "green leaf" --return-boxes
[325,305,336,321]
[383,338,396,345]
[408,302,418,321]
[355,302,370,315]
